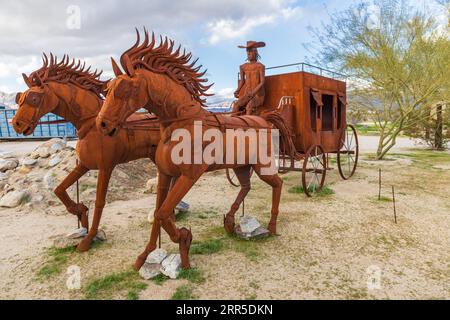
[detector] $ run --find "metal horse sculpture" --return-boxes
[12,54,161,252]
[97,30,291,270]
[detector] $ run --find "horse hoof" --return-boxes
[268,223,277,236]
[179,227,192,269]
[76,239,91,252]
[223,215,235,234]
[133,257,146,271]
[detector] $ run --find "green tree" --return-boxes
[307,0,450,159]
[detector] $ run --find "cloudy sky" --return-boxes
[0,0,445,102]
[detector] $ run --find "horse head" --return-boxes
[97,57,149,137]
[12,73,59,136]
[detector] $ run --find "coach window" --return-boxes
[310,89,322,131]
[322,94,334,131]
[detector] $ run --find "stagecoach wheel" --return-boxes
[337,124,359,180]
[302,145,327,197]
[226,168,254,187]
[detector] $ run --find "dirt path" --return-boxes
[0,150,449,299]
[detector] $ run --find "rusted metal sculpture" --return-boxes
[233,41,266,115]
[96,30,291,270]
[12,54,161,252]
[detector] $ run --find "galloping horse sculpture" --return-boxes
[12,54,162,252]
[97,30,291,270]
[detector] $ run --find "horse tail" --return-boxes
[262,111,297,159]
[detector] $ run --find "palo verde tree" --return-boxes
[307,0,450,159]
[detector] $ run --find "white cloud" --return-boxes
[204,2,302,45]
[206,15,276,45]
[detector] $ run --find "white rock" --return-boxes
[94,229,107,241]
[0,159,18,172]
[0,172,9,181]
[144,177,158,194]
[160,254,182,279]
[239,215,261,234]
[43,171,56,190]
[145,248,168,264]
[21,158,38,167]
[48,156,62,167]
[0,151,16,159]
[0,190,30,208]
[66,227,88,239]
[37,147,50,158]
[139,263,162,280]
[30,151,40,159]
[50,143,63,154]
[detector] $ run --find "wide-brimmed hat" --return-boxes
[238,41,266,49]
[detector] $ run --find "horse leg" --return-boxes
[253,168,283,235]
[134,171,172,269]
[224,166,252,234]
[135,172,206,270]
[54,163,90,229]
[77,167,113,252]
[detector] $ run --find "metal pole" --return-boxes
[378,168,381,200]
[392,186,397,224]
[76,158,80,229]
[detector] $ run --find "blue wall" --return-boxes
[0,109,76,139]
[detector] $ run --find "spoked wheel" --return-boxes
[278,153,294,174]
[302,145,327,197]
[337,124,359,180]
[226,168,254,187]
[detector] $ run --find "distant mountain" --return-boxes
[206,97,234,112]
[0,92,18,109]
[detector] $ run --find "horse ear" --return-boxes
[15,92,22,104]
[123,55,135,77]
[22,73,33,88]
[111,58,123,77]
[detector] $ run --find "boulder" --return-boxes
[49,143,63,154]
[17,166,32,174]
[66,227,88,239]
[0,159,18,172]
[239,215,261,234]
[176,200,190,213]
[53,228,106,249]
[139,263,162,280]
[160,254,181,279]
[43,171,56,190]
[36,147,51,158]
[144,177,158,194]
[145,248,168,264]
[0,190,30,208]
[21,158,38,167]
[48,156,62,167]
[235,225,270,240]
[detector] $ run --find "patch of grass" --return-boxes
[176,210,189,222]
[249,281,260,289]
[288,185,335,197]
[191,238,224,255]
[229,236,264,262]
[354,123,380,136]
[377,196,392,202]
[80,183,95,193]
[178,268,205,284]
[151,273,169,286]
[84,270,148,300]
[171,284,195,300]
[37,246,76,280]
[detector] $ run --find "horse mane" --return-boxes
[119,29,213,106]
[28,53,107,99]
